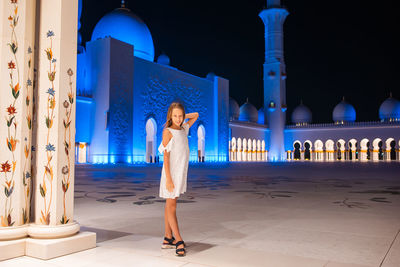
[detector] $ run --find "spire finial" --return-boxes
[121,0,125,8]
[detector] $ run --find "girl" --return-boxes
[158,102,199,257]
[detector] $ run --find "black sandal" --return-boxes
[175,240,186,257]
[161,236,176,249]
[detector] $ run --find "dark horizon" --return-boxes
[81,0,398,123]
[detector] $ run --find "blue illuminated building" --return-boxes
[76,3,228,164]
[75,0,400,164]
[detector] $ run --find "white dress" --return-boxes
[158,123,190,198]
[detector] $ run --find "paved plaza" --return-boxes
[3,162,400,267]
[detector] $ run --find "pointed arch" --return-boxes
[145,117,157,163]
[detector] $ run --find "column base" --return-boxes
[0,224,28,241]
[26,231,96,260]
[28,221,80,239]
[0,238,26,261]
[0,231,96,261]
[0,221,96,261]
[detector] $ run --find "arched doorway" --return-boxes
[256,140,261,161]
[145,118,157,163]
[237,138,242,161]
[348,139,357,161]
[247,139,252,161]
[314,140,323,161]
[337,139,346,160]
[231,137,236,161]
[261,140,266,161]
[293,141,301,160]
[386,138,396,160]
[242,138,247,162]
[197,125,205,162]
[252,139,257,161]
[303,140,312,160]
[360,138,370,161]
[325,139,334,161]
[372,138,382,161]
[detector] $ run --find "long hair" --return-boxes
[163,102,186,129]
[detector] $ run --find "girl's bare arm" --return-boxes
[184,112,199,128]
[162,129,174,191]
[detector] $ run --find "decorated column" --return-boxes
[29,0,79,238]
[0,0,35,240]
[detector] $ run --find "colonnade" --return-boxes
[288,138,399,161]
[229,137,268,161]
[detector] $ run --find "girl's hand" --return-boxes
[166,179,175,192]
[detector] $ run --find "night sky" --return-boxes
[81,0,398,123]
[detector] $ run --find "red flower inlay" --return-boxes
[1,161,12,173]
[6,105,17,115]
[8,61,15,69]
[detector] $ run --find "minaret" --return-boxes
[259,0,289,161]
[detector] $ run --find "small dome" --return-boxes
[379,95,400,121]
[91,7,154,61]
[206,72,216,80]
[292,102,312,124]
[332,98,356,123]
[239,99,258,123]
[258,107,265,124]
[157,54,170,65]
[229,97,240,120]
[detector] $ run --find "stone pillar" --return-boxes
[29,0,79,237]
[262,142,265,161]
[0,0,35,241]
[1,0,95,261]
[352,150,356,161]
[372,149,379,161]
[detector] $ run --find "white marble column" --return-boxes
[0,0,35,241]
[29,0,79,238]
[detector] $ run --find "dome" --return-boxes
[91,7,154,61]
[258,107,265,124]
[292,102,312,124]
[157,54,170,65]
[239,99,258,123]
[379,95,400,121]
[229,97,240,120]
[332,98,356,123]
[206,72,216,80]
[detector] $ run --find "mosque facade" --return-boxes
[75,0,400,164]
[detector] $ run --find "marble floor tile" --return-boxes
[2,162,400,267]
